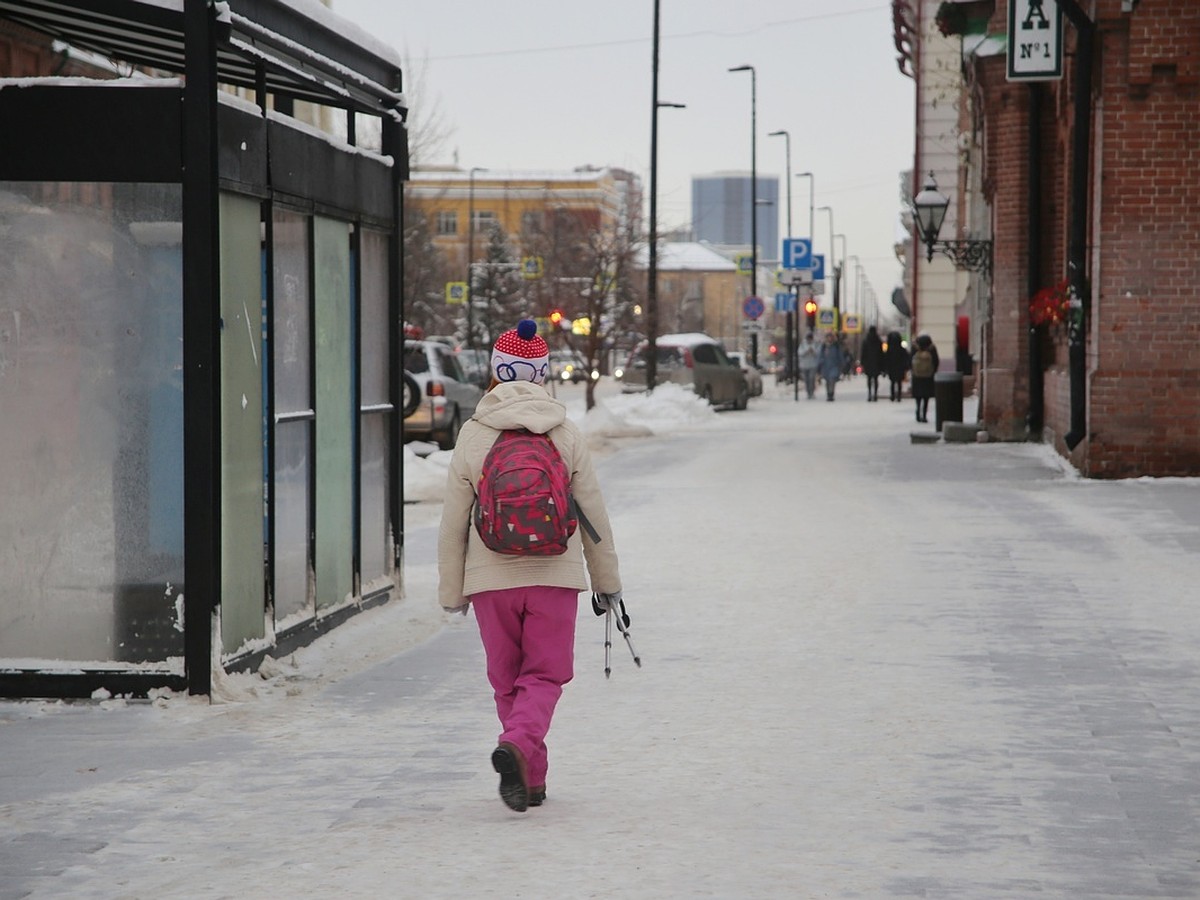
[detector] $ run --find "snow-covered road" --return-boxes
[4,377,1199,899]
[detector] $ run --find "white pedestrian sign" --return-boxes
[1007,0,1064,82]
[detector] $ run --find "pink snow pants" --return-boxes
[470,585,578,789]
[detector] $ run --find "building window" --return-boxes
[436,210,457,236]
[521,210,544,235]
[472,210,497,232]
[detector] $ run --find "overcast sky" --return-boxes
[333,0,914,312]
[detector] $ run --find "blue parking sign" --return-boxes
[810,254,826,281]
[782,238,812,269]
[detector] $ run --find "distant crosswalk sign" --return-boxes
[521,256,544,279]
[446,281,467,304]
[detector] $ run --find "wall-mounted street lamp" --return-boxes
[911,171,992,278]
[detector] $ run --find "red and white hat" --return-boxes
[491,319,550,384]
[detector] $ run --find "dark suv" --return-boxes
[618,333,749,409]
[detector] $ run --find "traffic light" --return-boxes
[803,298,818,331]
[768,343,779,357]
[548,308,565,327]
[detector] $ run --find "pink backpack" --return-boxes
[474,429,578,556]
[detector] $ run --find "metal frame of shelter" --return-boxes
[0,0,409,698]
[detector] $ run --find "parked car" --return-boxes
[403,340,484,449]
[454,347,492,389]
[550,349,598,384]
[619,333,749,409]
[727,351,763,398]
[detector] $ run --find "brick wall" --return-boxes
[973,0,1200,476]
[977,55,1033,440]
[1081,2,1200,476]
[0,21,109,78]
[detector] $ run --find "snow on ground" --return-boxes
[6,376,1200,899]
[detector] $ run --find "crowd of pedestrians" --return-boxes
[776,328,942,424]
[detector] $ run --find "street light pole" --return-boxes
[768,130,792,238]
[835,233,846,317]
[818,205,837,313]
[467,166,487,350]
[796,171,814,244]
[729,64,757,365]
[648,0,685,394]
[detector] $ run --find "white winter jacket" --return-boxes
[437,381,622,610]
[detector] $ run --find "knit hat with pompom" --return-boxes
[491,319,550,385]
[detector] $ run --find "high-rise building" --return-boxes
[690,172,780,262]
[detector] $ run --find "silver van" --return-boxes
[619,333,749,409]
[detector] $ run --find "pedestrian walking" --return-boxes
[438,319,624,813]
[797,331,820,399]
[817,331,846,401]
[860,325,884,401]
[910,333,939,423]
[884,330,909,402]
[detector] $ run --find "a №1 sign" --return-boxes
[1007,0,1064,82]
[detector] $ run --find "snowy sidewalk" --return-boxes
[3,377,1200,899]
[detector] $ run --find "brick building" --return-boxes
[903,0,1199,477]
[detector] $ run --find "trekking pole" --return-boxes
[612,600,641,668]
[604,605,613,679]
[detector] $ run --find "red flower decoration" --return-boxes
[1029,279,1071,327]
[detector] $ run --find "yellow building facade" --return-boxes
[406,166,638,313]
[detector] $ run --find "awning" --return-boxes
[0,0,404,115]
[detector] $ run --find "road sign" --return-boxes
[446,281,467,304]
[521,256,544,279]
[842,313,862,334]
[1007,0,1063,82]
[817,307,839,330]
[778,268,813,286]
[742,295,765,320]
[810,254,826,281]
[782,238,812,269]
[735,254,753,275]
[774,292,796,313]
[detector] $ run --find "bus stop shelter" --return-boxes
[0,0,409,697]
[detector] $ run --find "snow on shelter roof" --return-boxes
[0,0,404,114]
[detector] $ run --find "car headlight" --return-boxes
[614,367,624,379]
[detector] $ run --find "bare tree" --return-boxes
[402,206,455,339]
[520,186,645,410]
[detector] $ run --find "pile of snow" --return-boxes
[580,383,714,435]
[403,445,452,502]
[402,383,714,503]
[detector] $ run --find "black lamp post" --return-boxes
[648,0,685,394]
[911,170,992,277]
[729,64,757,366]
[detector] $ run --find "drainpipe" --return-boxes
[1059,0,1095,451]
[1026,83,1043,434]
